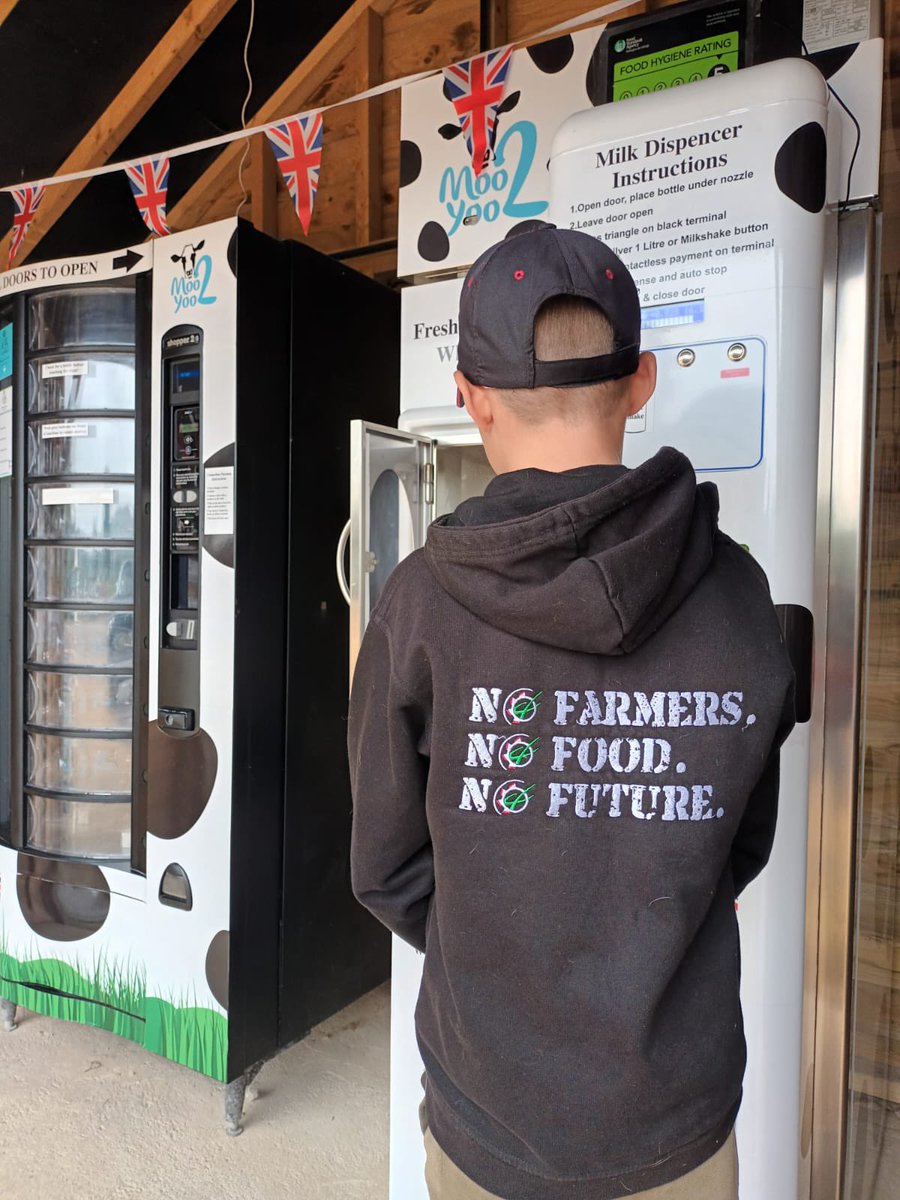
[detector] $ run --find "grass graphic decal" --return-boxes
[0,930,227,1080]
[144,996,228,1081]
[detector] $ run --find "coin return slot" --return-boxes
[159,863,193,911]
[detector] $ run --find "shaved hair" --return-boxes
[496,296,630,424]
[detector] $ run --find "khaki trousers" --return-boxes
[423,1129,739,1200]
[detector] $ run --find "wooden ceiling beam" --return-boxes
[168,0,398,231]
[0,0,21,31]
[20,0,240,261]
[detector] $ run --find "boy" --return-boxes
[349,226,795,1199]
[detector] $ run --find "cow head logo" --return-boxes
[171,240,206,280]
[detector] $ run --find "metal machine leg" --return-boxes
[1,999,17,1032]
[223,1061,262,1136]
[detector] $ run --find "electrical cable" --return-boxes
[235,0,257,217]
[801,38,862,205]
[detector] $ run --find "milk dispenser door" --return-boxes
[346,421,434,678]
[21,284,140,863]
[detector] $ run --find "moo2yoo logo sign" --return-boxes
[170,240,217,313]
[439,111,548,239]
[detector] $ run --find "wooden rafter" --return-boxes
[0,0,21,31]
[20,0,240,261]
[355,7,384,244]
[168,0,397,232]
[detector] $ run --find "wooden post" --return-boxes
[481,0,508,50]
[355,7,384,245]
[247,133,278,237]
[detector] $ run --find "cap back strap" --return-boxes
[532,345,640,388]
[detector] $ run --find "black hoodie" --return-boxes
[349,448,795,1200]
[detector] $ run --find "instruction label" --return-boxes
[204,467,234,536]
[41,421,89,439]
[42,360,88,379]
[42,486,114,506]
[0,386,11,478]
[803,0,872,53]
[562,115,780,307]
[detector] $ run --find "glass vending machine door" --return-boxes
[23,286,138,862]
[347,421,434,679]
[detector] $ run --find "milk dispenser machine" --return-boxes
[0,217,397,1127]
[345,39,884,1200]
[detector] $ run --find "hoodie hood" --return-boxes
[424,447,719,655]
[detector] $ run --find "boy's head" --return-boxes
[454,225,656,473]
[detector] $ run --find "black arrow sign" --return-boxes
[112,248,143,273]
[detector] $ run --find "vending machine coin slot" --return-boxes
[159,326,202,734]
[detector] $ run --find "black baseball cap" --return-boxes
[456,224,641,391]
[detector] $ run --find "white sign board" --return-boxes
[0,386,11,479]
[398,26,606,278]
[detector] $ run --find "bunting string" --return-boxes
[8,186,44,268]
[265,113,324,236]
[443,46,513,176]
[0,0,632,198]
[125,157,171,237]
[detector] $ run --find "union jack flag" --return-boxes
[8,185,45,268]
[442,47,513,176]
[265,112,324,236]
[125,157,171,237]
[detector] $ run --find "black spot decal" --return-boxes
[438,123,463,141]
[442,77,454,102]
[417,221,450,263]
[527,35,574,74]
[400,140,423,187]
[147,723,218,840]
[585,38,605,107]
[809,44,857,80]
[227,230,238,278]
[495,90,520,116]
[202,443,234,569]
[16,853,110,942]
[205,931,230,1010]
[775,122,827,213]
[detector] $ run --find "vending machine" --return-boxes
[0,218,397,1128]
[346,44,883,1200]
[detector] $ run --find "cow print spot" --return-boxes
[775,122,827,213]
[16,853,110,942]
[585,38,605,107]
[227,230,238,278]
[147,723,218,840]
[400,140,423,187]
[527,35,574,74]
[203,443,235,568]
[205,930,230,1010]
[417,221,450,263]
[809,44,858,80]
[506,220,554,240]
[442,77,454,102]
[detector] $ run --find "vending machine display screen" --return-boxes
[171,359,200,394]
[174,407,200,461]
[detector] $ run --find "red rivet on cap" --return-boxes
[605,268,615,280]
[514,269,525,280]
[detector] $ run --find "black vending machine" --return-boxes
[0,218,396,1127]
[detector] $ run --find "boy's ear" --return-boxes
[625,351,657,418]
[454,370,494,433]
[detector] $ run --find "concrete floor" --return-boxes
[0,983,390,1200]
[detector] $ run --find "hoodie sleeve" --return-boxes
[349,615,433,952]
[730,681,796,896]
